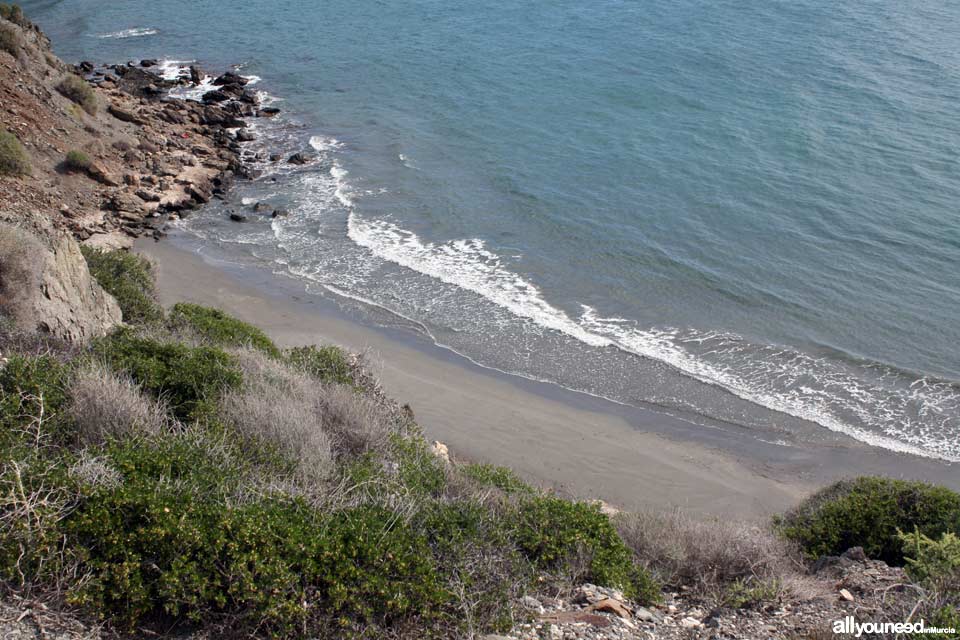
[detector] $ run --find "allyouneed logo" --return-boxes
[833,616,956,637]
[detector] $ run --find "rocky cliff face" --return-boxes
[0,9,256,343]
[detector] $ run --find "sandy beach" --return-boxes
[136,236,960,520]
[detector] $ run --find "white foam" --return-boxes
[309,136,344,153]
[346,215,960,462]
[97,28,158,39]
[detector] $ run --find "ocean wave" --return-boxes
[346,214,960,462]
[97,28,158,39]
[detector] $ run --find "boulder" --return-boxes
[258,107,280,117]
[235,130,256,143]
[108,103,145,125]
[189,65,204,84]
[0,218,121,343]
[229,212,248,223]
[287,152,313,165]
[85,160,120,187]
[430,441,450,464]
[202,89,231,104]
[213,72,249,87]
[271,208,289,218]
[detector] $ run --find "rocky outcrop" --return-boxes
[0,216,121,342]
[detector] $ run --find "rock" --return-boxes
[635,607,657,622]
[842,547,868,562]
[258,107,281,117]
[123,173,140,187]
[430,441,450,463]
[78,60,94,73]
[271,208,289,218]
[187,183,213,204]
[287,152,314,165]
[680,616,703,629]
[810,555,853,575]
[114,67,168,98]
[592,499,621,517]
[213,71,249,87]
[83,231,133,252]
[140,59,158,67]
[107,103,145,125]
[202,89,231,104]
[269,153,282,162]
[229,212,248,223]
[135,189,161,203]
[588,598,632,619]
[235,130,256,143]
[85,160,120,187]
[189,65,204,84]
[252,202,272,213]
[521,595,542,611]
[103,192,145,214]
[0,218,121,343]
[838,588,854,602]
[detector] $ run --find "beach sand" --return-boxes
[136,236,959,520]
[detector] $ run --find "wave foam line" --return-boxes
[97,27,158,39]
[346,214,959,462]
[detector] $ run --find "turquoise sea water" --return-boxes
[26,0,960,460]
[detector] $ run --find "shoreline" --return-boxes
[135,233,960,519]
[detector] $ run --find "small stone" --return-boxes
[521,595,541,610]
[839,588,854,602]
[229,212,248,223]
[635,607,656,622]
[680,617,702,629]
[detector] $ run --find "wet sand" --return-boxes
[136,235,959,520]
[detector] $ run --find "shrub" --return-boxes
[617,509,796,598]
[284,344,354,386]
[0,23,18,58]
[169,303,279,356]
[0,4,26,26]
[900,530,960,584]
[463,463,531,495]
[93,329,242,422]
[67,361,171,446]
[80,247,163,325]
[0,354,70,449]
[56,76,97,115]
[0,130,29,175]
[511,496,659,603]
[778,477,960,565]
[0,224,42,327]
[222,348,333,481]
[64,149,91,172]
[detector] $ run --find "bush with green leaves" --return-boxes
[168,303,279,356]
[778,477,960,565]
[900,530,960,584]
[511,495,659,603]
[0,4,26,26]
[93,328,242,422]
[64,149,91,172]
[0,354,71,449]
[284,344,355,386]
[0,130,29,176]
[81,247,163,325]
[56,76,97,115]
[463,463,531,495]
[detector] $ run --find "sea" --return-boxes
[24,0,960,462]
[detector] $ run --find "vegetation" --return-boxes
[777,476,960,565]
[0,130,30,176]
[0,23,18,58]
[80,246,163,325]
[0,4,27,27]
[0,248,664,638]
[56,75,97,115]
[169,302,279,356]
[64,149,91,172]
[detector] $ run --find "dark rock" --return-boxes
[271,208,289,218]
[239,89,259,105]
[78,61,95,73]
[235,130,256,143]
[140,59,158,67]
[189,65,204,84]
[135,189,161,202]
[842,547,868,562]
[258,107,280,117]
[115,67,169,99]
[229,212,248,223]
[187,182,213,204]
[108,104,145,125]
[202,89,231,104]
[213,72,249,87]
[287,152,313,165]
[269,153,282,162]
[252,202,272,213]
[810,555,854,575]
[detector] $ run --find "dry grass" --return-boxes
[66,361,171,446]
[0,224,43,328]
[616,509,802,600]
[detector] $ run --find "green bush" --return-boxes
[93,329,242,422]
[284,344,354,385]
[65,433,451,634]
[168,303,279,356]
[900,530,960,584]
[81,247,163,325]
[0,4,26,26]
[778,477,960,565]
[511,496,659,603]
[56,75,97,115]
[0,355,70,448]
[64,149,91,172]
[463,463,531,494]
[0,23,18,58]
[0,130,29,176]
